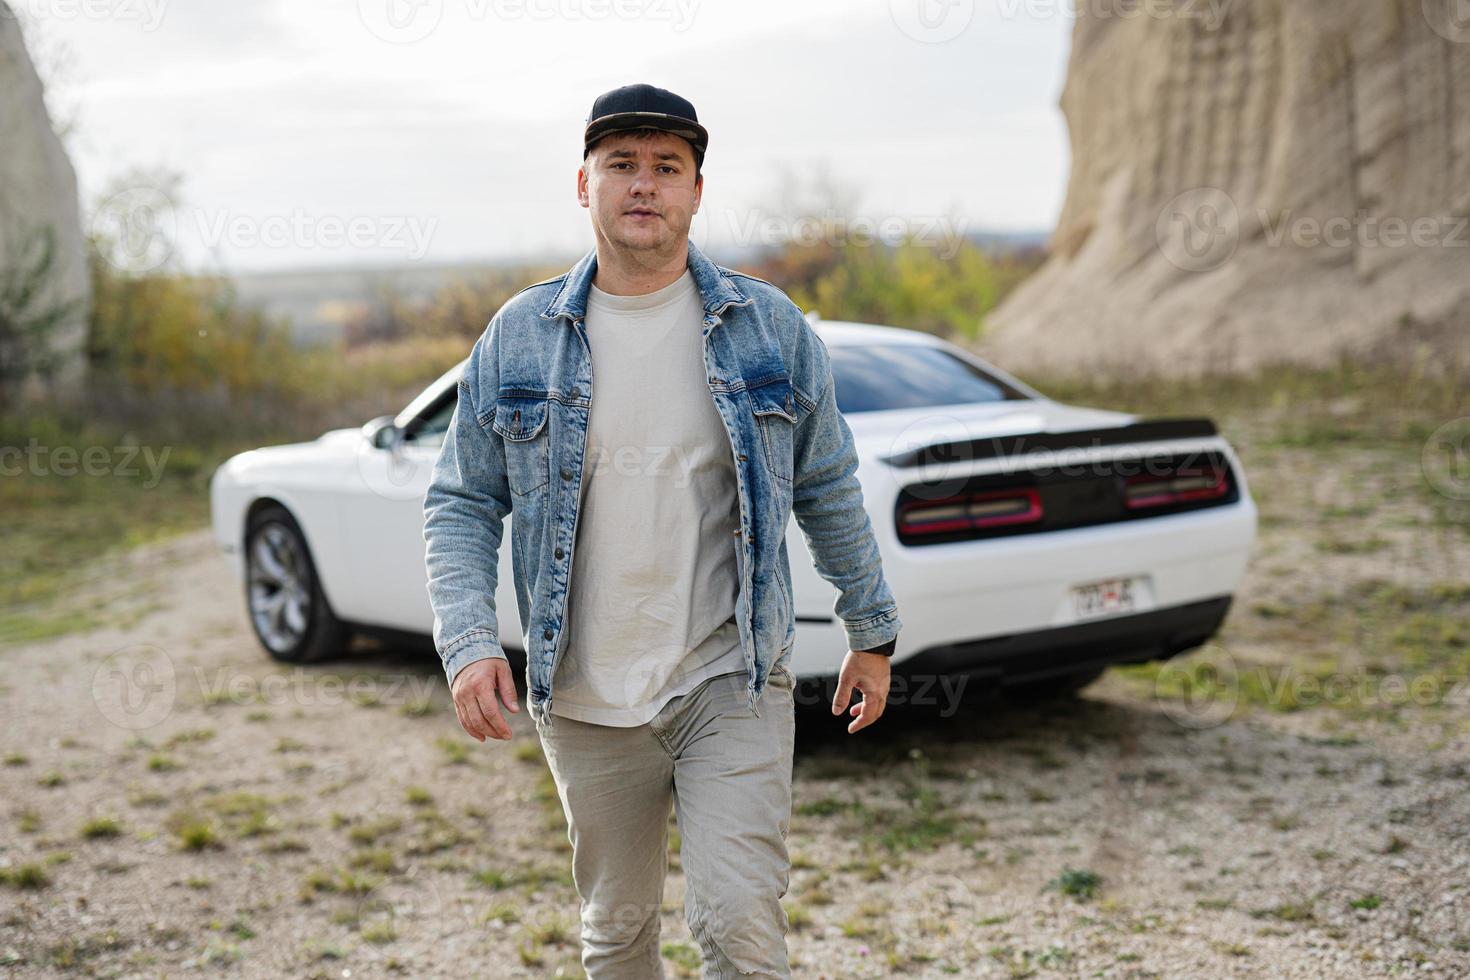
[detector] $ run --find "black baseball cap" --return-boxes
[583,83,708,168]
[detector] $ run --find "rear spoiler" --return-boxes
[880,418,1219,469]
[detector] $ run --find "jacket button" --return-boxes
[560,467,573,480]
[709,376,721,385]
[555,547,565,559]
[568,387,580,399]
[543,627,554,641]
[738,454,747,461]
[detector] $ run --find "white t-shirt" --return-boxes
[549,267,746,726]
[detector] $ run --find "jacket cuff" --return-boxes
[441,629,509,689]
[855,637,897,657]
[842,607,902,654]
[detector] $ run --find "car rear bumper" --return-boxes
[897,594,1232,686]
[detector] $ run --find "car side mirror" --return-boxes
[363,415,401,451]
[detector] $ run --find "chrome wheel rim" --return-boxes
[247,522,312,653]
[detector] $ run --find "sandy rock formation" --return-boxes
[981,0,1470,379]
[0,2,90,397]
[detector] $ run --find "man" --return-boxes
[423,83,903,979]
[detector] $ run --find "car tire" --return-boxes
[244,504,347,664]
[1009,665,1106,701]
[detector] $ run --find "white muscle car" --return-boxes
[210,319,1257,697]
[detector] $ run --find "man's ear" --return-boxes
[577,163,590,209]
[692,172,702,216]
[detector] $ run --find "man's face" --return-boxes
[578,130,702,256]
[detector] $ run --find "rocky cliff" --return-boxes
[0,2,90,397]
[981,0,1470,379]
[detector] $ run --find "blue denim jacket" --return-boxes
[423,239,902,721]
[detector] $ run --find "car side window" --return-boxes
[404,388,458,448]
[828,344,1030,413]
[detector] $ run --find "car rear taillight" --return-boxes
[896,449,1239,546]
[1121,461,1230,510]
[897,487,1043,538]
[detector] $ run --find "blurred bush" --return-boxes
[753,233,1042,340]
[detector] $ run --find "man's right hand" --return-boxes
[450,658,520,742]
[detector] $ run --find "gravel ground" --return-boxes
[2,477,1467,979]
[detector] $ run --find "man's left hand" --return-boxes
[831,649,891,734]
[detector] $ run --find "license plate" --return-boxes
[1070,576,1139,620]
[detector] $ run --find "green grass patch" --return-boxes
[1046,867,1102,902]
[79,816,124,839]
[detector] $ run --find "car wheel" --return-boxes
[1009,665,1106,701]
[244,504,346,664]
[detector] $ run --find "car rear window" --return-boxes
[828,344,1030,414]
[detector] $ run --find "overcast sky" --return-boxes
[18,0,1074,273]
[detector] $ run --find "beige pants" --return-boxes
[530,663,797,979]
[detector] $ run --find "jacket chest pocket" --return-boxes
[749,378,798,486]
[490,394,551,496]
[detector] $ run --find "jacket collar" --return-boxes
[540,238,751,324]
